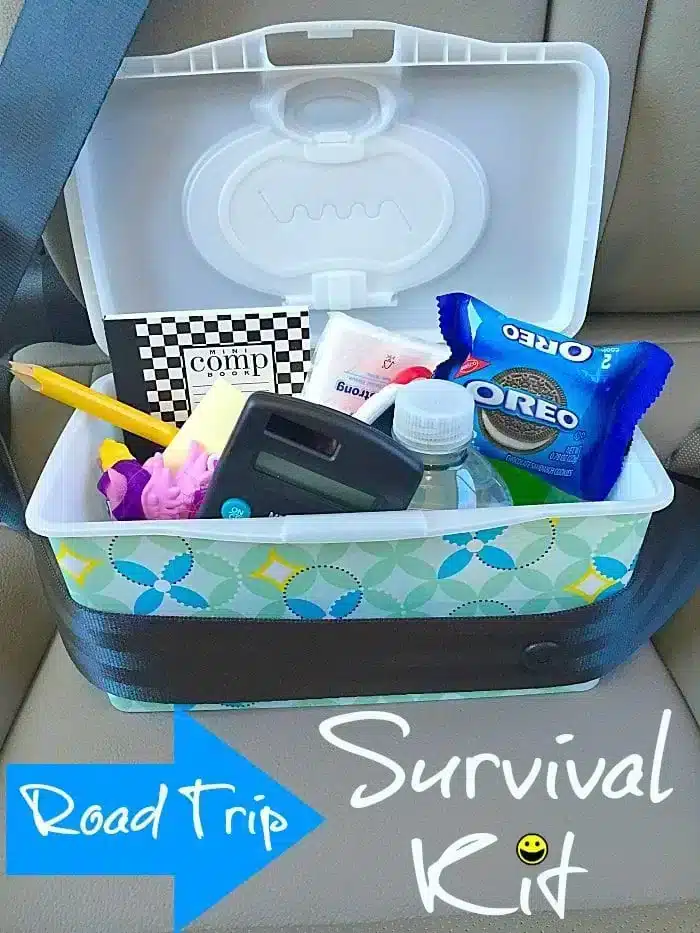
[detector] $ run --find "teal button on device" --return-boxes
[220,498,252,519]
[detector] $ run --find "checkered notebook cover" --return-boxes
[104,307,311,458]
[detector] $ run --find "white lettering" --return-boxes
[469,382,504,406]
[502,759,542,799]
[80,805,104,835]
[535,335,559,354]
[501,328,592,362]
[567,759,607,799]
[411,834,516,916]
[560,342,593,363]
[650,709,674,803]
[467,379,577,429]
[411,757,461,798]
[317,714,676,806]
[103,806,130,835]
[557,410,579,430]
[260,806,288,852]
[535,399,557,424]
[465,754,500,799]
[506,390,536,417]
[412,832,585,920]
[537,832,587,919]
[318,711,409,809]
[130,784,168,838]
[225,805,247,835]
[19,784,80,837]
[178,780,237,839]
[601,755,645,799]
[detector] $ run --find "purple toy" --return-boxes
[97,459,151,521]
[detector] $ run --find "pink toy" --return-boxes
[141,442,219,520]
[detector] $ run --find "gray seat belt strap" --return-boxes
[0,0,149,528]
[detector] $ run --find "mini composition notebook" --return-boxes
[106,306,311,423]
[105,307,311,458]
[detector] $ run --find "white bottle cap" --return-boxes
[392,380,476,457]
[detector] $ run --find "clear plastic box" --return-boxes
[25,22,675,708]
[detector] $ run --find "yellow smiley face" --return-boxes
[516,833,548,866]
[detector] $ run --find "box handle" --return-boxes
[262,22,396,68]
[246,21,499,70]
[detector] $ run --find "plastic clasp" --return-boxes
[311,271,367,311]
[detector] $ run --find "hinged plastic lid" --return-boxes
[65,21,609,354]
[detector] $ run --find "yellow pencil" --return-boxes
[8,361,178,448]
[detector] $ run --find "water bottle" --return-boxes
[392,380,512,510]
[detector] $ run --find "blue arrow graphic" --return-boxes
[6,711,324,931]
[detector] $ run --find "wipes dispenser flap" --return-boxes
[65,21,609,352]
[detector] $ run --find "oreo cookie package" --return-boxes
[435,294,674,501]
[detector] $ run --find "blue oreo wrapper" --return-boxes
[435,294,673,501]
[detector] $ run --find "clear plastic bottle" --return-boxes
[392,380,512,510]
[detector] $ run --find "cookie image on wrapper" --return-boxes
[478,367,567,453]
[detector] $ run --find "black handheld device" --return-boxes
[198,393,424,518]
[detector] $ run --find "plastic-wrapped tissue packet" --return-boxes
[302,312,447,415]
